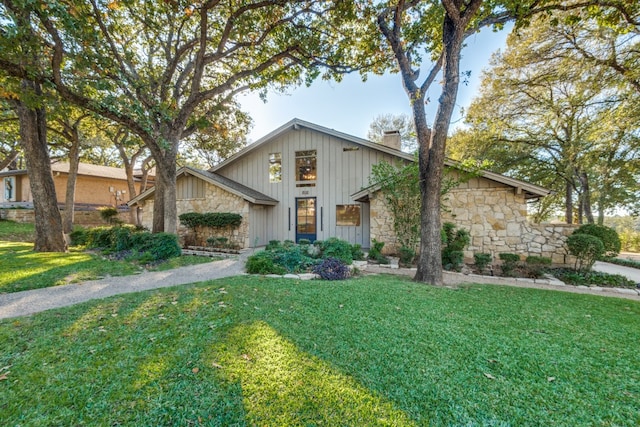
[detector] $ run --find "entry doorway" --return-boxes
[295,197,316,243]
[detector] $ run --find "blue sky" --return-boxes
[239,26,511,142]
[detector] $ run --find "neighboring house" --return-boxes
[129,119,575,263]
[0,161,152,208]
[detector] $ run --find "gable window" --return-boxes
[295,150,316,187]
[269,153,282,183]
[336,204,360,226]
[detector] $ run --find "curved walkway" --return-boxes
[1,254,639,320]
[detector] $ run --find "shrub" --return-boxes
[273,245,317,273]
[473,253,492,274]
[552,268,636,288]
[313,257,350,280]
[351,244,365,261]
[178,212,242,229]
[69,228,88,246]
[246,251,286,275]
[320,237,353,264]
[367,239,389,264]
[98,206,122,225]
[298,238,311,245]
[442,223,470,272]
[141,233,182,260]
[574,224,621,258]
[206,237,217,247]
[499,253,520,277]
[524,256,552,278]
[266,240,281,250]
[567,233,604,272]
[398,246,416,267]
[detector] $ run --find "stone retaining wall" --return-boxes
[0,208,130,227]
[370,188,577,265]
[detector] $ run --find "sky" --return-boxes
[239,26,511,142]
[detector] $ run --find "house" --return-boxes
[129,119,574,263]
[1,161,152,208]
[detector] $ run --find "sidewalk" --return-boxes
[0,254,248,320]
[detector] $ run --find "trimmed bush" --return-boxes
[179,212,242,229]
[313,257,350,280]
[474,253,492,274]
[499,253,520,277]
[567,233,604,272]
[367,239,389,264]
[573,224,621,258]
[98,206,122,225]
[351,244,365,261]
[69,228,88,246]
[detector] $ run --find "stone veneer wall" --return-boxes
[370,188,577,265]
[139,182,250,249]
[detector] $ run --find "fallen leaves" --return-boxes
[483,372,496,380]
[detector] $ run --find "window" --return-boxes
[269,153,282,183]
[295,150,316,187]
[336,204,360,226]
[4,177,14,201]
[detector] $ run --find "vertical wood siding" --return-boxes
[217,127,402,248]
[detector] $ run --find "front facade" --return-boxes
[131,119,563,259]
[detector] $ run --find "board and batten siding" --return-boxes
[216,127,402,248]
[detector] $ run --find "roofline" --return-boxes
[128,166,278,207]
[211,118,415,172]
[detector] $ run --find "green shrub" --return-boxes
[398,246,416,267]
[499,253,521,277]
[574,224,621,258]
[552,268,636,288]
[351,244,365,261]
[245,251,286,275]
[567,233,604,272]
[442,223,470,272]
[473,253,492,274]
[320,237,353,264]
[298,238,311,245]
[273,245,317,273]
[69,228,88,246]
[524,256,552,278]
[134,233,182,261]
[367,239,389,264]
[178,212,242,229]
[99,206,122,225]
[266,240,281,250]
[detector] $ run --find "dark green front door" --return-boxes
[296,197,316,243]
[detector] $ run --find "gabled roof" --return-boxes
[213,118,550,200]
[211,118,415,172]
[128,166,278,207]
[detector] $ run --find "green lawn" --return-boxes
[0,219,35,242]
[1,275,638,426]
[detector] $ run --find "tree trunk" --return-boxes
[15,81,66,252]
[579,170,594,224]
[150,155,178,234]
[414,14,464,286]
[565,181,573,224]
[62,135,80,234]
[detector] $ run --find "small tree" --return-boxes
[567,233,604,272]
[573,224,621,259]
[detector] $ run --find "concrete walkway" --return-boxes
[593,261,640,283]
[0,254,248,320]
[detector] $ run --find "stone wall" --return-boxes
[138,181,250,249]
[370,188,577,265]
[0,207,130,226]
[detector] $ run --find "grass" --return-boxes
[0,241,216,293]
[1,275,638,426]
[0,219,35,242]
[607,257,640,270]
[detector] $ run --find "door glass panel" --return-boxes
[297,198,316,234]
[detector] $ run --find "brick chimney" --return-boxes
[382,130,401,151]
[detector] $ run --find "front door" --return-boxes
[296,197,316,243]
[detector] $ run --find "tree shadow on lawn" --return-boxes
[0,277,638,426]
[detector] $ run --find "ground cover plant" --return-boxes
[0,275,638,426]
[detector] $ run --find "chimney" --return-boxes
[382,130,401,151]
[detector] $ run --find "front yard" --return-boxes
[1,275,638,426]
